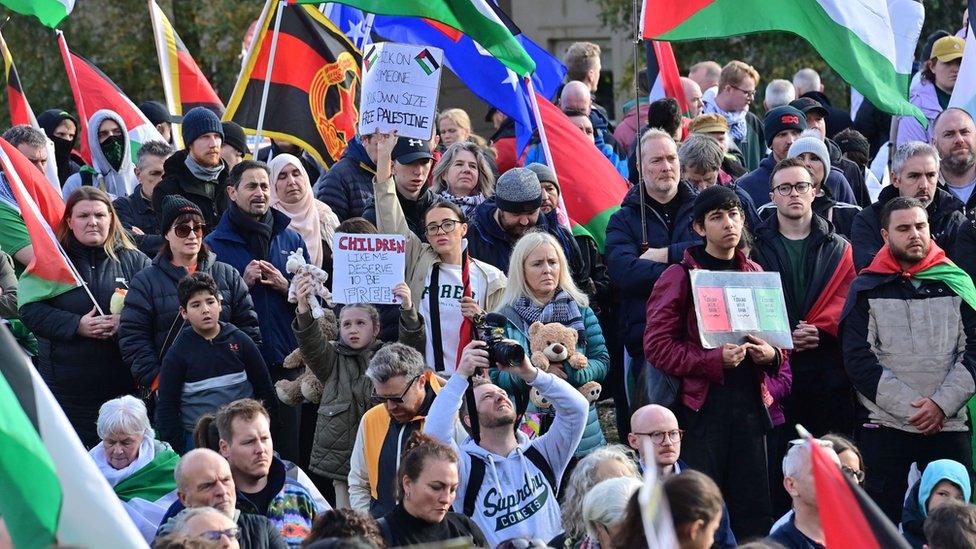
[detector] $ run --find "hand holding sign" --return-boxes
[744,334,776,365]
[332,233,407,305]
[360,43,443,140]
[721,343,747,369]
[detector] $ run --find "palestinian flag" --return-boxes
[148,0,224,149]
[224,3,360,168]
[57,31,165,165]
[641,0,926,124]
[297,0,534,76]
[0,29,36,127]
[803,432,910,548]
[646,41,687,114]
[0,138,83,307]
[532,92,628,251]
[0,326,147,547]
[0,0,74,28]
[803,242,855,338]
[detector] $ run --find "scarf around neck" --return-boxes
[511,290,585,333]
[184,154,225,183]
[228,203,274,261]
[438,189,486,218]
[705,100,747,141]
[862,241,976,311]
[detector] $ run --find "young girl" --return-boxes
[292,275,424,508]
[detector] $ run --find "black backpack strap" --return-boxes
[524,445,558,492]
[428,267,445,372]
[463,454,486,517]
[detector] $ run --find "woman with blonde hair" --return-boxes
[268,153,340,273]
[430,141,495,218]
[492,231,609,456]
[21,186,150,446]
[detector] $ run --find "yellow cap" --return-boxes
[688,113,729,135]
[931,36,965,63]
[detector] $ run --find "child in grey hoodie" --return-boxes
[424,339,588,547]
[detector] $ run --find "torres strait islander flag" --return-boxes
[0,326,147,548]
[57,32,165,165]
[533,93,629,251]
[641,0,926,124]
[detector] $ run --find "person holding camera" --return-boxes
[491,231,610,457]
[371,131,507,377]
[423,336,588,548]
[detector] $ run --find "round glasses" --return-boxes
[633,429,684,445]
[772,182,812,196]
[424,219,461,236]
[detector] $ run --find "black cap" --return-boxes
[221,121,249,156]
[392,137,434,164]
[789,97,829,120]
[138,101,181,125]
[693,184,741,221]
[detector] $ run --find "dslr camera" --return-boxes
[473,312,525,369]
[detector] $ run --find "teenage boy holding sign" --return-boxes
[642,185,789,540]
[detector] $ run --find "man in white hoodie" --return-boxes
[425,339,588,548]
[61,109,140,200]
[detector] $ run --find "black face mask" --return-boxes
[51,136,74,160]
[100,135,125,171]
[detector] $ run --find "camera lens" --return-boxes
[491,342,525,368]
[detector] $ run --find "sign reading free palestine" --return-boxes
[359,42,444,140]
[689,270,793,349]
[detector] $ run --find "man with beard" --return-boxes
[851,142,965,270]
[841,196,976,523]
[465,166,584,278]
[206,160,308,464]
[424,339,588,548]
[932,107,976,214]
[154,107,230,230]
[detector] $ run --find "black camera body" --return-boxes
[474,312,525,369]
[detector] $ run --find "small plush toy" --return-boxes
[285,248,334,319]
[527,321,588,373]
[530,382,602,412]
[275,308,339,406]
[109,288,128,315]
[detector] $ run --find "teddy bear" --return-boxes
[529,381,603,411]
[285,248,334,319]
[527,321,588,373]
[274,307,339,406]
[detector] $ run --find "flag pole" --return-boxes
[254,0,286,151]
[524,77,571,230]
[633,0,649,250]
[56,239,105,316]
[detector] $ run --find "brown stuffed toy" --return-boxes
[275,308,338,406]
[528,321,588,373]
[529,380,602,411]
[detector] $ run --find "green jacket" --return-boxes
[293,307,425,480]
[490,304,608,456]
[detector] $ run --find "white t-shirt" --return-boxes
[418,263,489,375]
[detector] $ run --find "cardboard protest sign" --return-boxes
[689,270,793,349]
[359,42,443,140]
[332,233,406,305]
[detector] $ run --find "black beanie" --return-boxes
[693,185,741,221]
[160,195,203,233]
[762,106,806,147]
[181,107,223,148]
[221,121,249,156]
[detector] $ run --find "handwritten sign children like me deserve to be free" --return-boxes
[332,233,407,305]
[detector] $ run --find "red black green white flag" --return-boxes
[0,28,36,128]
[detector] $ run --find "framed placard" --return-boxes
[332,233,406,304]
[689,270,793,349]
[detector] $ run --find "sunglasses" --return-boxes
[371,374,421,404]
[173,223,206,238]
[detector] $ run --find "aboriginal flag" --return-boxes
[224,3,361,168]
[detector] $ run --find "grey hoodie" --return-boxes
[62,109,138,199]
[424,370,588,547]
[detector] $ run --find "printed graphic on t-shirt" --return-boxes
[481,472,549,531]
[419,264,489,373]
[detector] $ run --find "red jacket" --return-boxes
[643,247,789,411]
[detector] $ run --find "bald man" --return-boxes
[155,449,287,549]
[559,80,592,114]
[681,77,704,118]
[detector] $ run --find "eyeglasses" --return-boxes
[424,219,461,235]
[842,465,865,483]
[633,429,684,445]
[772,182,813,196]
[371,374,421,404]
[173,223,206,238]
[197,527,240,541]
[730,84,756,98]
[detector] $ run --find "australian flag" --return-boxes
[323,2,566,154]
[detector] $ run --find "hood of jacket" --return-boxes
[343,137,376,170]
[909,80,944,120]
[151,249,217,282]
[38,108,79,145]
[86,109,138,196]
[918,459,972,518]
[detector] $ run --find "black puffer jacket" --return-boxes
[152,150,230,231]
[119,250,261,389]
[19,237,151,446]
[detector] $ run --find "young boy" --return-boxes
[643,185,789,540]
[156,272,277,454]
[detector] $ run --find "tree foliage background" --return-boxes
[0,0,264,126]
[597,0,964,112]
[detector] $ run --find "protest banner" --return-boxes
[332,232,406,305]
[689,270,793,349]
[358,42,443,140]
